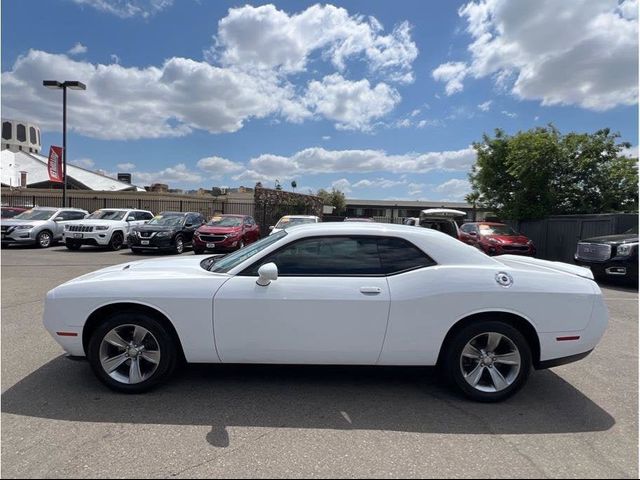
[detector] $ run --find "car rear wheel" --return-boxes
[36,230,52,248]
[65,240,82,250]
[173,235,184,254]
[108,232,124,251]
[87,312,178,393]
[443,321,531,402]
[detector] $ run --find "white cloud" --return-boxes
[621,145,639,158]
[432,61,468,95]
[435,178,471,201]
[477,100,492,111]
[233,146,476,182]
[68,43,88,56]
[70,158,95,169]
[304,74,400,131]
[331,178,352,193]
[72,0,173,18]
[322,135,331,141]
[501,110,517,118]
[408,182,424,197]
[433,0,638,110]
[110,54,120,64]
[134,163,201,185]
[410,109,421,117]
[212,4,418,83]
[196,156,243,174]
[116,162,136,171]
[352,178,406,189]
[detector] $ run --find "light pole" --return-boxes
[43,80,86,207]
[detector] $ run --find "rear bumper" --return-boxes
[537,350,592,369]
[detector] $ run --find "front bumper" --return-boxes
[62,231,113,246]
[1,228,37,245]
[484,243,536,256]
[575,256,638,280]
[128,233,176,250]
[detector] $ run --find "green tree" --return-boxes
[464,191,482,221]
[469,126,638,220]
[291,180,297,192]
[317,188,346,215]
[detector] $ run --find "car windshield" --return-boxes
[204,231,287,273]
[479,224,517,236]
[207,216,243,227]
[625,226,638,235]
[148,215,184,226]
[13,209,55,221]
[87,210,127,221]
[275,217,316,229]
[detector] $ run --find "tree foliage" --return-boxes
[469,126,638,220]
[317,188,346,215]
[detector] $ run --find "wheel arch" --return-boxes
[436,310,541,368]
[83,302,186,362]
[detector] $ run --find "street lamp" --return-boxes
[43,80,86,207]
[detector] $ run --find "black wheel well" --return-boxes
[437,311,541,367]
[83,303,186,362]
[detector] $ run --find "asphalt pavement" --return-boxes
[1,244,638,478]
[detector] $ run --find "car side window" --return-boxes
[65,211,86,221]
[186,214,199,225]
[244,217,253,227]
[244,236,382,276]
[136,211,153,221]
[377,237,436,274]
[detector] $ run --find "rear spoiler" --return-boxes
[497,255,594,280]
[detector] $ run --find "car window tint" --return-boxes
[251,236,382,276]
[377,237,436,274]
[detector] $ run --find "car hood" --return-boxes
[197,226,242,234]
[581,233,638,245]
[484,234,530,244]
[64,219,127,226]
[1,219,49,227]
[57,255,228,288]
[133,224,178,232]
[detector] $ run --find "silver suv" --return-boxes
[1,207,88,248]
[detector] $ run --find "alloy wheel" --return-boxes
[38,231,51,248]
[459,332,521,393]
[99,324,161,385]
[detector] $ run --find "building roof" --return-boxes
[1,149,145,192]
[345,198,477,209]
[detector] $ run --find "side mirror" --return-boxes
[469,231,477,236]
[256,262,278,286]
[127,216,135,222]
[185,223,193,228]
[269,225,274,230]
[54,216,64,222]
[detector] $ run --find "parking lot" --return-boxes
[1,245,638,478]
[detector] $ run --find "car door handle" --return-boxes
[360,286,382,295]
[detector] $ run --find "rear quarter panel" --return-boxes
[378,265,597,365]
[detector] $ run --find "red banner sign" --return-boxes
[48,146,64,183]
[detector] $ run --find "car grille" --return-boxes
[199,234,226,242]
[67,225,94,232]
[138,231,155,238]
[502,244,529,251]
[576,242,611,262]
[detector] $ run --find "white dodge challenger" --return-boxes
[44,223,608,402]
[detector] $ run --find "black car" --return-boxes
[129,211,205,254]
[575,226,638,283]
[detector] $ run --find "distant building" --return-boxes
[117,173,132,184]
[345,198,492,221]
[148,183,169,193]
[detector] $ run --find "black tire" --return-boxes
[65,240,82,250]
[86,312,178,394]
[36,230,53,248]
[108,231,124,251]
[443,321,532,402]
[130,248,142,254]
[173,235,184,254]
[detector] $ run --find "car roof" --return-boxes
[217,214,247,217]
[464,222,505,226]
[279,215,317,218]
[159,211,193,216]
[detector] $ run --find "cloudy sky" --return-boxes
[2,0,638,200]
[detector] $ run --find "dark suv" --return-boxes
[128,211,205,254]
[575,226,638,283]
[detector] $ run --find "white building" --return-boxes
[1,119,144,192]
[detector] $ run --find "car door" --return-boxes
[183,214,200,243]
[53,210,86,239]
[213,235,391,364]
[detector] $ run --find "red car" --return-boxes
[460,222,536,256]
[1,206,27,219]
[193,214,260,254]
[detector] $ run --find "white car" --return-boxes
[62,208,154,251]
[269,215,320,234]
[44,223,608,401]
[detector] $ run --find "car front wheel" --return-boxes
[443,321,531,402]
[87,312,178,393]
[65,240,82,250]
[36,230,53,248]
[108,232,124,251]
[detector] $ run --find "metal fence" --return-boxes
[509,213,638,263]
[1,192,255,220]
